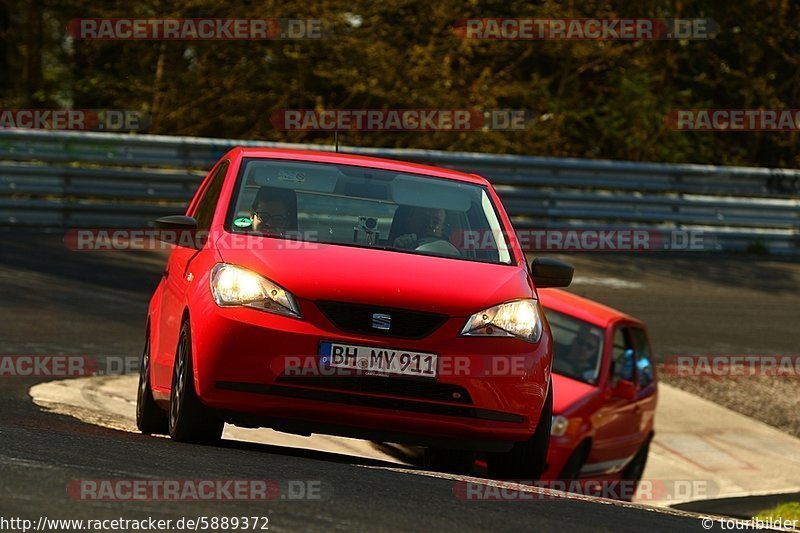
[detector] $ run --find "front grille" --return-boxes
[316,301,448,339]
[276,375,473,404]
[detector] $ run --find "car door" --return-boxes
[583,324,643,475]
[629,326,657,441]
[152,160,229,390]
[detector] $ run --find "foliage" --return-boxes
[2,0,799,167]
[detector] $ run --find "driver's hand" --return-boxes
[393,233,417,249]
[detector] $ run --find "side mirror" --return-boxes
[531,257,574,288]
[153,215,204,249]
[612,379,637,401]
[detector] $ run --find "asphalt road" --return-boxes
[2,233,797,532]
[555,252,800,358]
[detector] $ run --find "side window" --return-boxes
[192,161,229,231]
[630,328,655,389]
[610,327,635,385]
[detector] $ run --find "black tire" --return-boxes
[424,447,476,475]
[168,321,224,444]
[622,435,652,483]
[558,440,591,481]
[486,385,553,480]
[136,329,168,434]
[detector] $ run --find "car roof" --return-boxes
[233,147,490,185]
[538,288,643,329]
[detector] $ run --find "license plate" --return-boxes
[320,342,438,378]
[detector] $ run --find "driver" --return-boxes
[564,328,600,382]
[392,207,447,249]
[250,188,293,236]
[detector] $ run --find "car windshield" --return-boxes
[227,158,513,265]
[546,308,604,385]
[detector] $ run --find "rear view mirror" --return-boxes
[153,215,204,249]
[531,257,574,288]
[612,348,637,399]
[612,379,637,401]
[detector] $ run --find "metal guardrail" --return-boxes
[1,129,798,253]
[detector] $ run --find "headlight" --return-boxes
[460,299,543,343]
[551,415,569,436]
[210,263,301,318]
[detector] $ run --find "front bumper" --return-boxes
[188,295,552,448]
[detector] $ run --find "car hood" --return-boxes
[217,235,531,316]
[552,372,598,414]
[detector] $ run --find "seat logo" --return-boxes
[371,313,391,331]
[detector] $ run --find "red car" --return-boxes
[136,147,574,479]
[538,288,657,488]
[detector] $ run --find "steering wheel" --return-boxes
[413,237,461,257]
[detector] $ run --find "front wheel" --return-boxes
[136,330,168,435]
[558,440,591,480]
[618,435,652,501]
[168,321,224,444]
[622,435,652,481]
[486,385,553,480]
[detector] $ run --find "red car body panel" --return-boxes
[218,239,530,316]
[147,148,553,451]
[538,289,658,480]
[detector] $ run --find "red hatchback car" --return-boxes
[538,289,658,486]
[136,147,574,479]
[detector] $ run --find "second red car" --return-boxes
[539,288,657,489]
